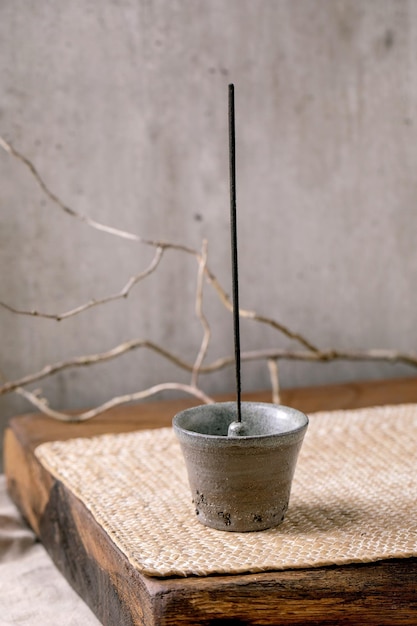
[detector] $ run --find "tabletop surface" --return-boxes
[3,376,417,626]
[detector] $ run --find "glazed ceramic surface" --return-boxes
[173,402,308,532]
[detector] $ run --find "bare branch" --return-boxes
[200,346,417,373]
[0,136,12,154]
[0,339,195,396]
[0,135,197,255]
[3,136,417,422]
[1,135,319,350]
[0,136,141,241]
[4,338,417,401]
[1,135,319,352]
[0,246,165,320]
[204,268,320,353]
[191,240,211,388]
[267,359,280,404]
[16,383,214,423]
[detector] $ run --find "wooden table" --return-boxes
[4,377,417,625]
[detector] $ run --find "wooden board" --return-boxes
[4,377,417,625]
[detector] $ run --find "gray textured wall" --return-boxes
[1,1,417,463]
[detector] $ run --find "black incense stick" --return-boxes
[228,83,242,423]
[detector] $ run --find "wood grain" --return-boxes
[4,377,417,625]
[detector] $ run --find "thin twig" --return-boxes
[3,136,417,421]
[206,347,417,370]
[191,240,211,387]
[16,383,214,423]
[0,135,319,352]
[0,136,141,241]
[0,135,197,255]
[3,341,417,400]
[267,359,281,404]
[0,247,164,320]
[205,269,320,353]
[0,339,194,396]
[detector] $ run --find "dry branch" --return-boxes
[267,359,281,405]
[16,383,214,423]
[0,135,318,352]
[191,240,211,388]
[0,135,198,254]
[205,270,320,354]
[2,341,416,400]
[2,136,417,421]
[0,339,195,396]
[0,247,164,320]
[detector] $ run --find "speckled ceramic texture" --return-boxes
[173,402,308,532]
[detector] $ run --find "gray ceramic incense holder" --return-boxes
[173,87,308,532]
[173,401,308,532]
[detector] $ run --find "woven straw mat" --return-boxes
[35,403,417,578]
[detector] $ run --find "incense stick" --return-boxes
[228,84,242,423]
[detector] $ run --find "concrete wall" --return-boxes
[1,0,417,464]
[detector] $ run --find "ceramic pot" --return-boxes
[173,402,308,532]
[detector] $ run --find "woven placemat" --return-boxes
[35,404,417,578]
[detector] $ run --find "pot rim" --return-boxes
[173,401,309,444]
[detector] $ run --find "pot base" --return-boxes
[193,489,289,532]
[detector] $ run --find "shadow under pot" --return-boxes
[173,402,308,532]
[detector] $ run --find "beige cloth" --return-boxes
[36,403,417,578]
[0,475,100,626]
